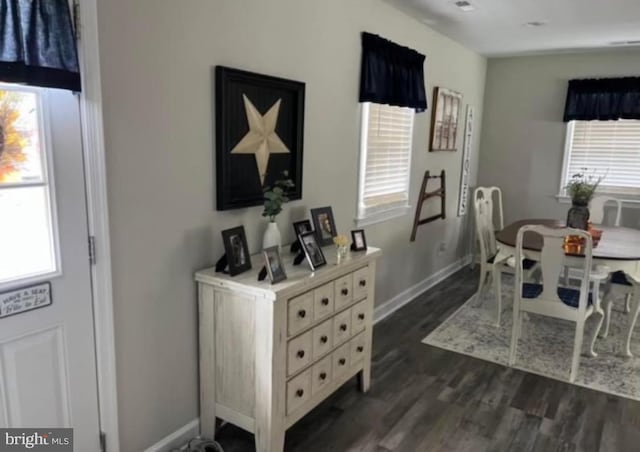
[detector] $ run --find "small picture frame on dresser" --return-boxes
[351,229,367,251]
[310,206,337,246]
[299,231,327,271]
[263,246,287,283]
[221,226,252,276]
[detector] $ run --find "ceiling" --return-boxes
[385,0,640,56]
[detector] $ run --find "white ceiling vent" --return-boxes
[454,1,475,12]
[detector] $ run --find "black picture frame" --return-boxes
[221,226,252,276]
[351,229,368,251]
[263,246,287,284]
[310,206,337,247]
[215,66,305,210]
[298,231,327,271]
[293,219,313,237]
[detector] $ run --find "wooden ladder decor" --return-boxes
[410,170,446,242]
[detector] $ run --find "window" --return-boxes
[561,120,640,196]
[0,85,58,287]
[357,102,414,225]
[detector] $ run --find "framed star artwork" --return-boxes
[215,66,305,210]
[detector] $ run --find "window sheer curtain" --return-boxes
[0,0,80,91]
[359,32,427,112]
[564,77,640,122]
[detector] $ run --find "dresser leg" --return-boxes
[255,425,285,452]
[358,366,371,393]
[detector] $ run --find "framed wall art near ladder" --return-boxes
[457,105,474,216]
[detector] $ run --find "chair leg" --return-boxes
[570,320,585,383]
[601,286,613,338]
[493,266,502,327]
[589,309,605,357]
[509,305,521,366]
[475,264,488,307]
[625,293,632,313]
[624,294,640,358]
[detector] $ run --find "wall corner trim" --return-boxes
[373,254,472,324]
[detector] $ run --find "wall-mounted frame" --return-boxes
[429,87,463,152]
[215,66,305,210]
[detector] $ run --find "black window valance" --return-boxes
[563,77,640,122]
[359,32,427,112]
[0,0,81,91]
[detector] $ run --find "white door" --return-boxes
[0,84,101,450]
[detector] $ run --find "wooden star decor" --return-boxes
[215,66,305,211]
[231,95,290,186]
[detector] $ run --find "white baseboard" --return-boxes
[145,255,470,451]
[373,254,471,324]
[143,418,199,452]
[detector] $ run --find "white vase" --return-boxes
[262,221,281,251]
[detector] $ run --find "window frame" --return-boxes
[0,84,62,290]
[355,102,415,227]
[558,120,640,203]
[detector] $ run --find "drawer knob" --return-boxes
[358,313,365,321]
[357,346,364,353]
[320,335,328,344]
[319,372,327,380]
[297,350,305,359]
[341,288,349,296]
[340,324,348,332]
[298,309,306,318]
[321,297,330,306]
[338,358,346,366]
[296,389,304,398]
[359,280,367,287]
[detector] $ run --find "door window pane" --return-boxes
[0,89,44,184]
[0,86,57,286]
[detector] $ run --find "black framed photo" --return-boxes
[221,226,252,276]
[351,229,367,251]
[299,231,327,271]
[310,206,337,247]
[293,219,313,237]
[263,246,287,283]
[216,66,305,210]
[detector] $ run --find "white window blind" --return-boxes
[562,120,640,195]
[357,102,414,223]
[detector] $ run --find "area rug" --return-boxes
[422,274,640,401]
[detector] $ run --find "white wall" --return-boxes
[96,1,486,449]
[478,49,640,226]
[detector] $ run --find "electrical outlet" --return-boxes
[437,241,447,255]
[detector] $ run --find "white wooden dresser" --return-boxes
[196,246,381,452]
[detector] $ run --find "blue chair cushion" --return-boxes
[486,255,536,269]
[522,283,593,308]
[611,271,632,286]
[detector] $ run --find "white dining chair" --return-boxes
[509,225,607,383]
[474,186,504,230]
[601,270,637,347]
[474,193,536,326]
[590,195,622,226]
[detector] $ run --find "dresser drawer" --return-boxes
[333,309,352,345]
[352,267,369,301]
[313,282,334,321]
[350,332,367,364]
[311,355,332,396]
[334,274,353,310]
[288,292,314,336]
[351,300,368,334]
[312,318,333,360]
[286,368,311,415]
[332,343,351,377]
[287,330,312,376]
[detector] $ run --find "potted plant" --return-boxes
[262,172,294,250]
[565,171,602,229]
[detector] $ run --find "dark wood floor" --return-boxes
[215,268,640,452]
